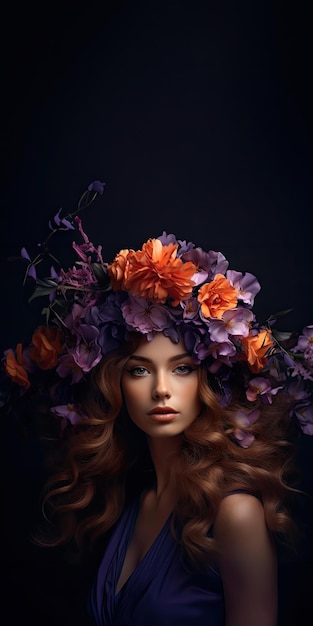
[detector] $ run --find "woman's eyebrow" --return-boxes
[128,352,191,363]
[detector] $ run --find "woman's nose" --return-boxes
[152,370,171,399]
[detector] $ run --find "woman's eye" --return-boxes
[174,364,194,374]
[129,366,149,376]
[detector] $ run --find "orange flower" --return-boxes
[107,249,130,290]
[30,326,64,370]
[198,273,238,318]
[121,239,197,305]
[4,344,30,389]
[241,329,274,373]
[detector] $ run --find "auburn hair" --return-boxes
[34,333,301,564]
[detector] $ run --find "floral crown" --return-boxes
[2,181,313,445]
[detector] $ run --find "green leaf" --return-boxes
[272,330,293,342]
[28,286,56,302]
[41,306,51,325]
[267,308,294,321]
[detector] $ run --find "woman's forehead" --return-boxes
[132,333,189,360]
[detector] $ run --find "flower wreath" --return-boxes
[1,181,313,445]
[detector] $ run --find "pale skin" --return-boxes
[118,333,278,626]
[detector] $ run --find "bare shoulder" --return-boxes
[213,495,278,626]
[215,493,266,540]
[214,492,276,568]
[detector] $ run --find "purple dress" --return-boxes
[88,493,225,625]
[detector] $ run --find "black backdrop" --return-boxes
[1,1,313,624]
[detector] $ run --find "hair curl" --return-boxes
[34,333,302,565]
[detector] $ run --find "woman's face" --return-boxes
[121,333,202,439]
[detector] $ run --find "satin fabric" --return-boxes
[88,494,225,625]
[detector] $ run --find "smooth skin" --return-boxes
[215,493,277,626]
[121,332,202,440]
[120,333,277,625]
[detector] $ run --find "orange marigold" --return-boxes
[241,328,274,373]
[198,273,238,319]
[121,239,197,305]
[4,344,30,389]
[30,326,64,370]
[107,249,130,291]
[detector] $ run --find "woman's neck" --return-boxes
[147,435,181,497]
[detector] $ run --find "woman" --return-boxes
[2,182,313,625]
[85,331,280,626]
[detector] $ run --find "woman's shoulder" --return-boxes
[212,491,278,624]
[215,492,265,535]
[214,492,274,562]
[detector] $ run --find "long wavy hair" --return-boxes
[34,332,302,565]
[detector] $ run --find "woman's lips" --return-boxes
[147,407,178,422]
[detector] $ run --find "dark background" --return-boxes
[1,1,313,624]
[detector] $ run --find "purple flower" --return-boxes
[98,323,128,354]
[265,355,287,382]
[176,238,196,255]
[292,325,313,375]
[86,292,128,355]
[233,408,260,448]
[163,325,181,344]
[207,250,229,279]
[48,208,75,232]
[56,354,84,383]
[88,180,106,194]
[178,322,210,359]
[293,325,313,352]
[122,296,174,334]
[209,320,230,343]
[46,266,61,302]
[157,231,179,246]
[157,232,195,256]
[286,378,312,404]
[21,247,37,280]
[87,291,126,326]
[246,376,283,404]
[69,324,102,372]
[207,340,237,368]
[207,309,253,343]
[50,403,88,431]
[290,362,313,382]
[227,270,261,307]
[181,248,212,285]
[64,303,87,335]
[294,402,313,436]
[180,298,202,323]
[222,308,254,337]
